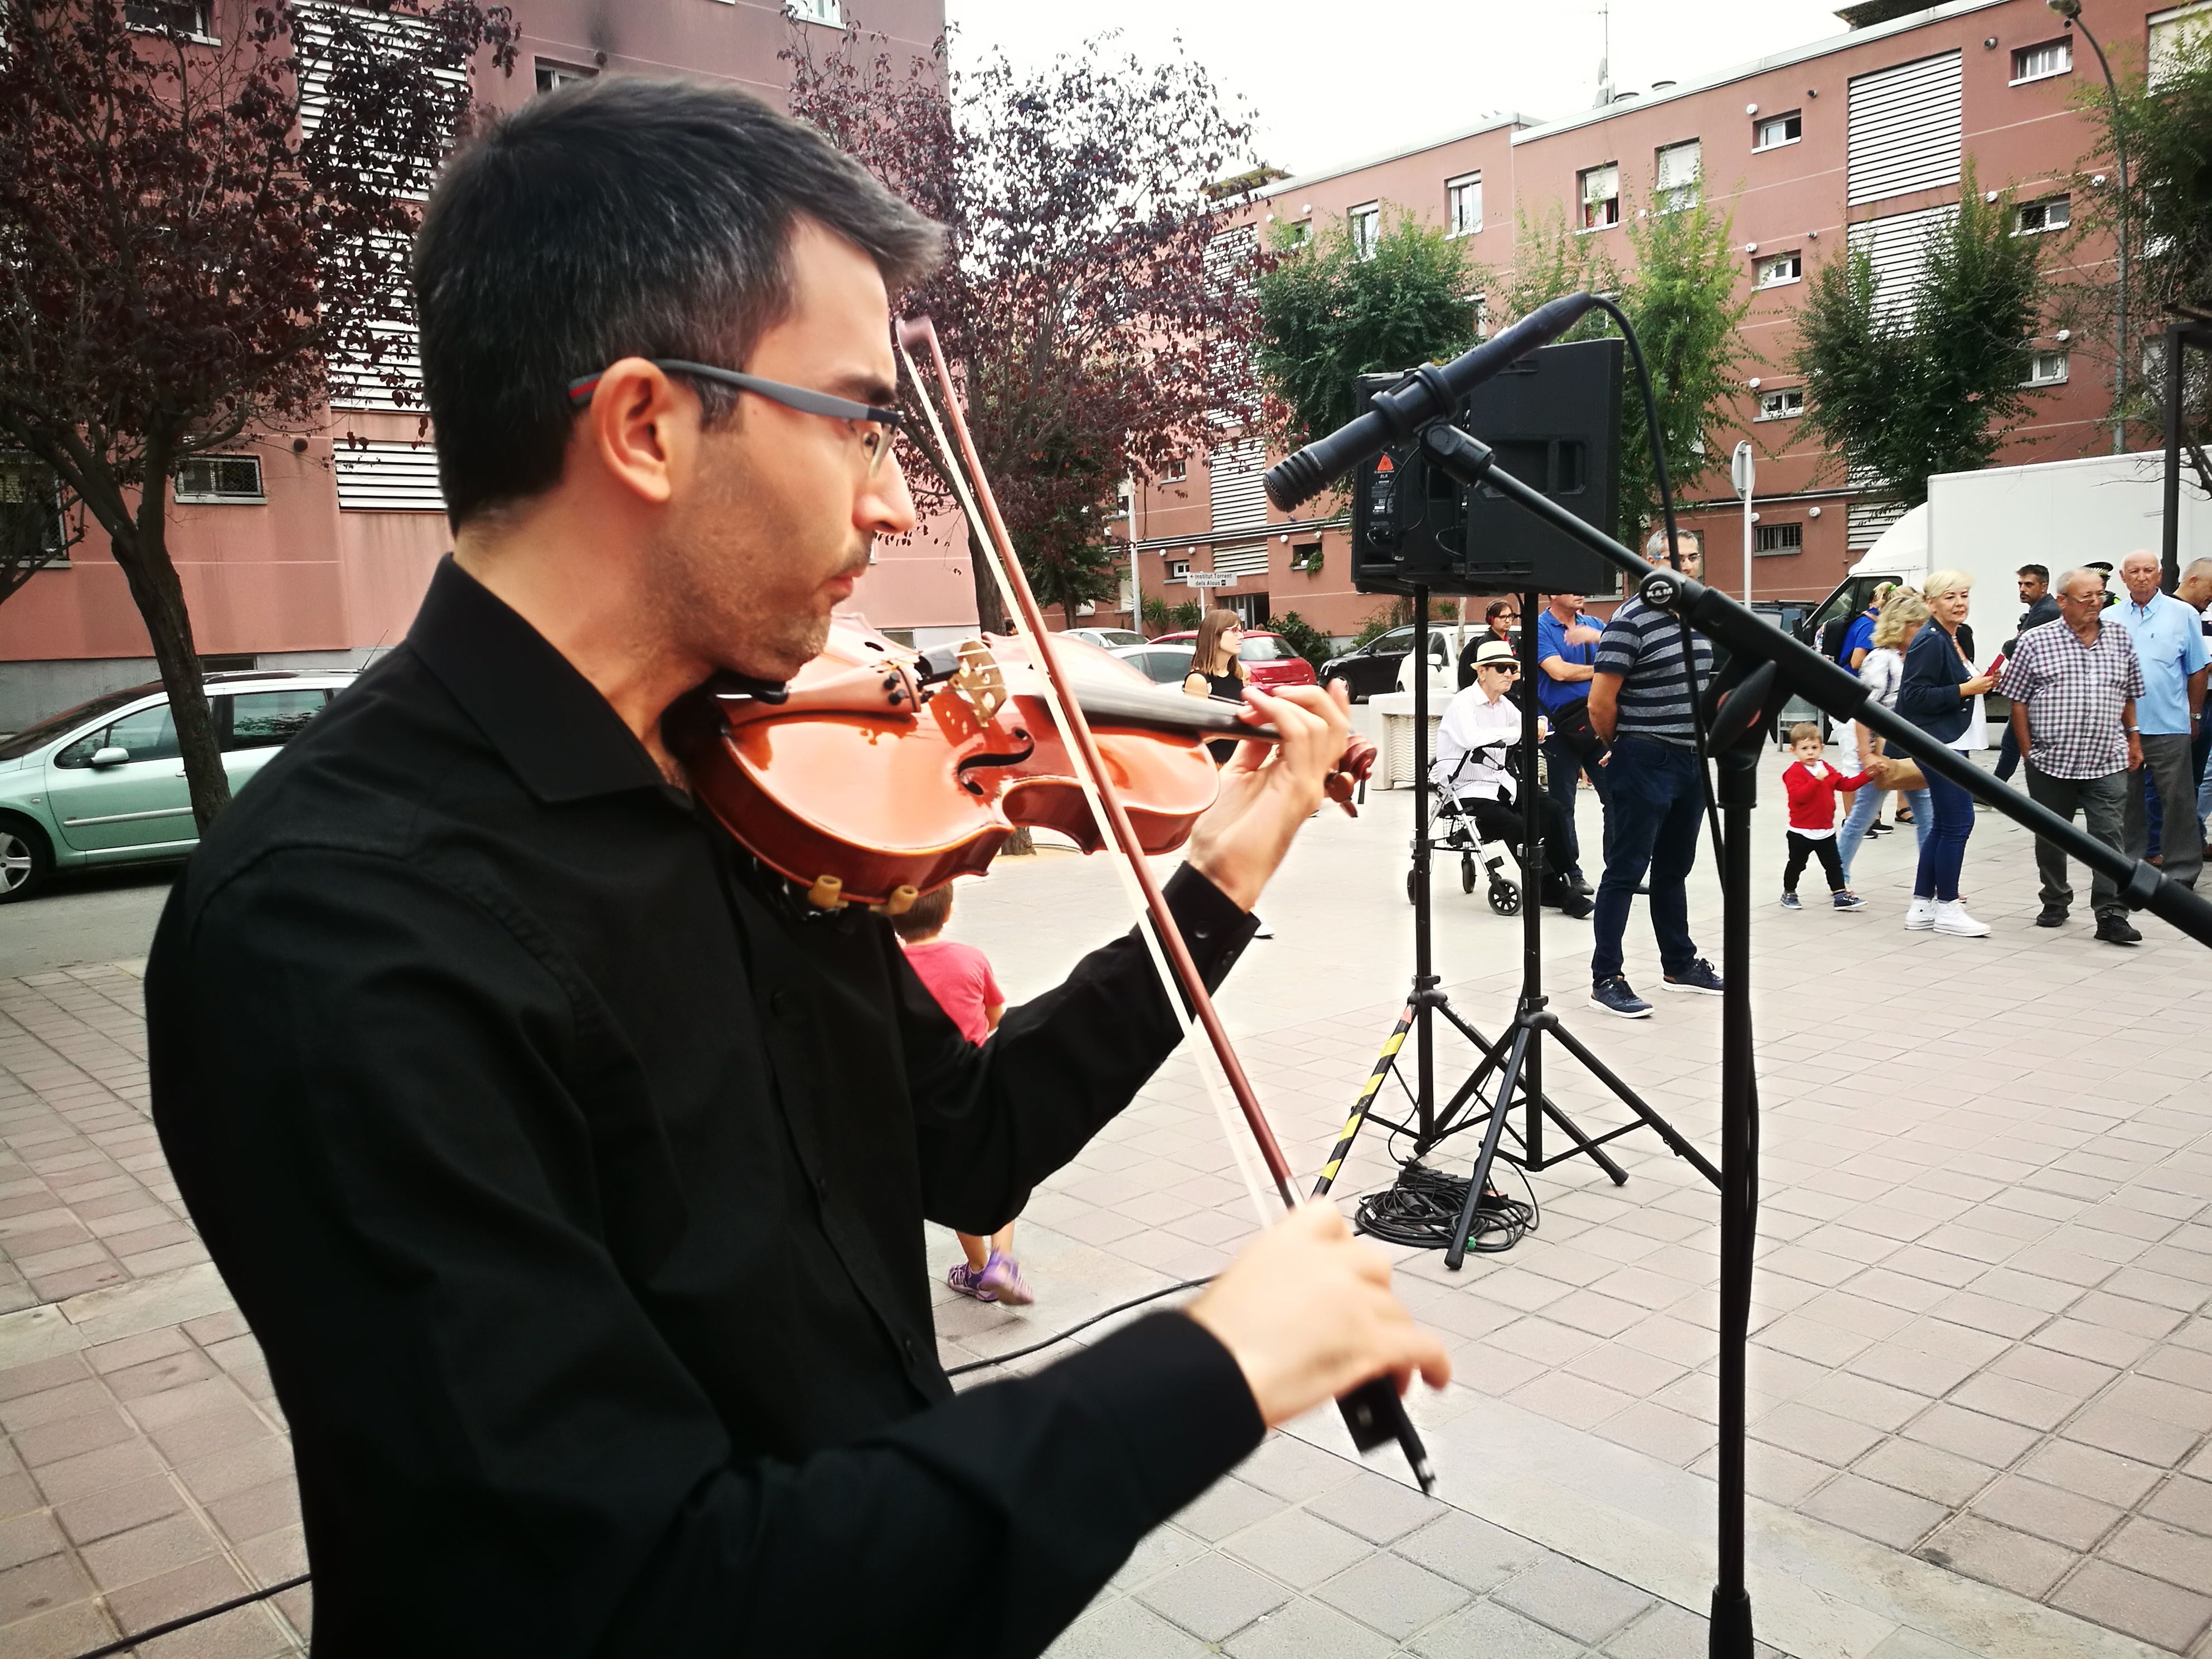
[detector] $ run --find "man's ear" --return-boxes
[574,358,697,508]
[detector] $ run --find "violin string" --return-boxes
[896,341,1276,1231]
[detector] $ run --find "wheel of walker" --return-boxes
[1406,867,1420,905]
[1488,879,1521,916]
[1461,853,1476,894]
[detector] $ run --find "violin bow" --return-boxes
[896,317,1435,1492]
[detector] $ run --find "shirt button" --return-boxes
[770,990,794,1017]
[901,1335,918,1359]
[814,1172,828,1198]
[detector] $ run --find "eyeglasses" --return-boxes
[566,359,904,478]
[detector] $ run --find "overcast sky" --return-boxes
[943,0,1857,180]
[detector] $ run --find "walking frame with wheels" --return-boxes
[1417,746,1532,917]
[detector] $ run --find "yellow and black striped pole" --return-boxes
[1311,1003,1415,1199]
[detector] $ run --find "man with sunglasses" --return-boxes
[142,79,1445,1657]
[1432,640,1595,917]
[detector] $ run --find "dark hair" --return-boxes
[891,883,953,941]
[414,77,944,528]
[2017,564,2050,584]
[1484,599,1515,622]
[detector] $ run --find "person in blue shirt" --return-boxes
[2108,551,2209,888]
[1533,589,1611,893]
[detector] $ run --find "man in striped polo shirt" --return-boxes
[1584,531,1725,1018]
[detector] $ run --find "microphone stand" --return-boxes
[1414,420,2212,1659]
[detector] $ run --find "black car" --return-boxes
[1319,624,1418,702]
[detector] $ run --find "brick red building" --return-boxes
[1107,0,2192,641]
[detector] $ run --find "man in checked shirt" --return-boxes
[1997,568,2147,945]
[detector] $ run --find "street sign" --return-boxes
[1183,573,1233,588]
[1730,441,1755,499]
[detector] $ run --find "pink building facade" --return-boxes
[1104,0,2174,641]
[0,0,964,730]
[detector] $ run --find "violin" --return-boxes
[673,621,1366,915]
[669,315,1432,1493]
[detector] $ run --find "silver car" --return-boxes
[0,671,353,901]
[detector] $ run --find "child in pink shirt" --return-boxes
[891,886,1031,1305]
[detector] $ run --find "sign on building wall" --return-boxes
[1846,50,1962,206]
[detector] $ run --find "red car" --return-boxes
[1148,630,1318,691]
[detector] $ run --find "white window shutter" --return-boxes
[1846,51,1962,206]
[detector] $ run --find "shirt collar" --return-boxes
[408,556,677,804]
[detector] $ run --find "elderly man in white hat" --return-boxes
[1431,638,1595,919]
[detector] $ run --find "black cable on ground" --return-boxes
[1354,1160,1537,1255]
[69,1572,311,1659]
[944,1275,1216,1376]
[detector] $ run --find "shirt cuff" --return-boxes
[1160,864,1263,993]
[1043,1311,1265,1521]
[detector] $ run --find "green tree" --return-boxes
[2065,23,2212,449]
[1268,610,1334,671]
[1792,168,2044,506]
[1142,594,1202,633]
[1501,206,1618,341]
[1253,208,1487,450]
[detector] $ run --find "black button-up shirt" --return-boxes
[145,559,1263,1656]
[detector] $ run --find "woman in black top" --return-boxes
[1183,609,1250,763]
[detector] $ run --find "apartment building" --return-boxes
[1109,0,2200,639]
[0,0,958,729]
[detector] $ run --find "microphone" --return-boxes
[1262,292,1604,511]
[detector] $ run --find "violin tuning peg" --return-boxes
[806,875,846,910]
[880,885,919,917]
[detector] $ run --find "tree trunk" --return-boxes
[967,522,1007,636]
[108,455,230,831]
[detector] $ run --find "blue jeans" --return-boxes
[1837,775,1930,884]
[1913,763,1976,902]
[1542,732,1611,881]
[1592,736,1704,984]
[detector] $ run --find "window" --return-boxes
[1754,522,1803,555]
[124,1,210,34]
[1655,140,1701,213]
[1753,110,1803,151]
[221,690,330,751]
[1757,387,1805,420]
[1350,202,1380,260]
[2150,2,2212,84]
[2015,195,2070,234]
[1755,250,1802,287]
[1291,541,1324,574]
[1159,456,1186,483]
[535,60,596,94]
[174,456,264,503]
[1277,219,1311,248]
[1167,559,1191,582]
[1468,293,1490,338]
[55,704,178,769]
[2024,350,2069,386]
[785,0,843,22]
[2010,38,2073,83]
[1447,173,1483,237]
[1,454,66,561]
[1579,163,1620,230]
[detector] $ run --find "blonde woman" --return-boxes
[1182,609,1250,764]
[1895,571,2000,934]
[1837,590,1932,883]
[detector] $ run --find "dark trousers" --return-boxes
[1542,732,1610,880]
[1783,832,1845,894]
[1913,764,1976,903]
[1993,719,2022,783]
[1464,793,1576,906]
[1591,736,1703,984]
[2127,733,2204,887]
[2023,763,2127,919]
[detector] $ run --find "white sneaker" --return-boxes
[1933,900,1991,937]
[1904,896,1935,931]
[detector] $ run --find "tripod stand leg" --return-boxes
[1444,1023,1531,1270]
[1544,1022,1723,1189]
[1312,1004,1414,1200]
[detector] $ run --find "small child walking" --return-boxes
[889,885,1033,1306]
[1781,722,1869,912]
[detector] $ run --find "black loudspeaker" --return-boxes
[1349,337,1623,597]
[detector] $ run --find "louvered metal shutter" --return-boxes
[1846,204,1956,321]
[1847,498,1908,550]
[1209,440,1267,536]
[326,232,421,410]
[1212,543,1269,579]
[333,442,446,512]
[1847,51,1962,206]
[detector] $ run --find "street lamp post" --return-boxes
[2050,0,2130,453]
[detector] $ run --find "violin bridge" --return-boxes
[950,642,1008,726]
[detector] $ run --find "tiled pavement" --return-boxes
[1,746,2209,1656]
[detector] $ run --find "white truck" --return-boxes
[1798,449,2212,675]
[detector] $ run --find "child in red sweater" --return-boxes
[1781,723,1869,912]
[890,885,1033,1306]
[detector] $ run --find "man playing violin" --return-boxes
[144,77,1447,1655]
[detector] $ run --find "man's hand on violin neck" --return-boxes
[1187,1201,1451,1429]
[1183,683,1354,911]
